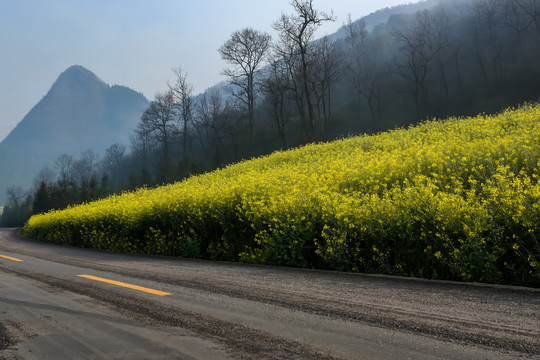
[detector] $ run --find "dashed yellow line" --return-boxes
[0,254,23,262]
[77,274,172,296]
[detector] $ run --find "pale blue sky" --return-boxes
[0,0,420,141]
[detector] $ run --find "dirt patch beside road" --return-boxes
[0,323,11,350]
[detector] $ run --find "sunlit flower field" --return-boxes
[23,104,540,286]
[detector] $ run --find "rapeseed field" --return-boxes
[23,104,540,286]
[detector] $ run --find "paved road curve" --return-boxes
[0,228,539,359]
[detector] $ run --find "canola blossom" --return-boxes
[23,104,540,286]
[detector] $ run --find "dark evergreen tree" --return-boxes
[33,181,50,214]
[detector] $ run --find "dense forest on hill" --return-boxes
[2,0,540,226]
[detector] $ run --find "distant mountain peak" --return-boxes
[48,65,109,99]
[59,64,105,83]
[0,66,149,204]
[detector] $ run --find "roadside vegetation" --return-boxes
[23,104,540,287]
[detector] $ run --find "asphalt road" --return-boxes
[0,227,538,359]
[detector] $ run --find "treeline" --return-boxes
[0,147,135,226]
[3,0,540,226]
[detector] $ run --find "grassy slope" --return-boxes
[23,104,540,286]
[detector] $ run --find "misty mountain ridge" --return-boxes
[0,65,149,203]
[2,65,147,149]
[326,0,435,41]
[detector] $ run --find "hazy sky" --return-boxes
[0,0,420,142]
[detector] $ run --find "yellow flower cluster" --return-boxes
[23,104,540,286]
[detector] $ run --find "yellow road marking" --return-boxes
[0,254,23,262]
[77,275,172,296]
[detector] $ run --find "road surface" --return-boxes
[0,227,538,359]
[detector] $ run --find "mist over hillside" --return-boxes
[0,65,149,203]
[329,0,439,40]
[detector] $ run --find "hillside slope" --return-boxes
[23,104,540,287]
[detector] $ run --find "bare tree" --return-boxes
[218,103,243,162]
[219,28,272,142]
[309,36,342,140]
[50,153,76,208]
[499,0,526,43]
[345,15,384,125]
[73,150,98,185]
[199,89,228,150]
[431,10,451,102]
[54,153,74,184]
[273,0,335,142]
[101,143,126,188]
[194,88,242,163]
[274,40,308,141]
[168,67,194,160]
[469,0,506,86]
[6,185,24,206]
[262,57,293,149]
[139,90,178,180]
[500,0,540,49]
[130,126,154,164]
[493,0,540,39]
[193,91,213,151]
[514,0,540,36]
[33,166,56,191]
[392,10,438,119]
[208,89,238,156]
